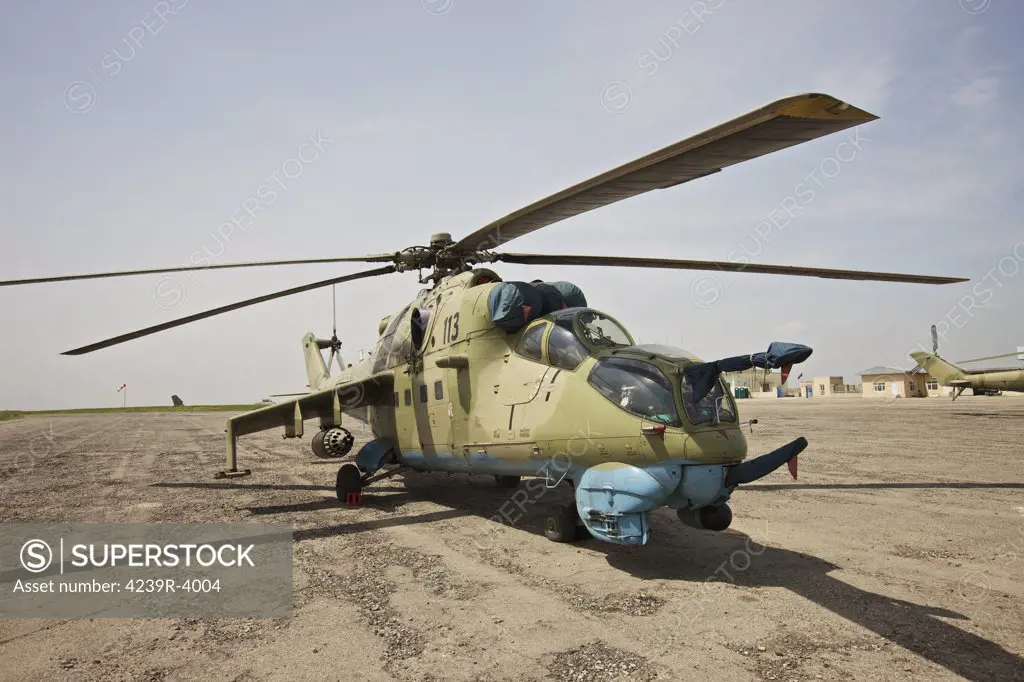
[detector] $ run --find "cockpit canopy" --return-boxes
[513,309,736,427]
[514,308,634,370]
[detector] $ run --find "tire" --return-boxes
[544,504,580,543]
[495,475,521,488]
[336,463,362,505]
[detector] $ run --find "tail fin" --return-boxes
[909,351,967,383]
[302,332,330,390]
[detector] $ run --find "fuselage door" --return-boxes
[500,322,551,406]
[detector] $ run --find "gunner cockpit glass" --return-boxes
[680,375,737,425]
[588,357,681,426]
[576,311,633,348]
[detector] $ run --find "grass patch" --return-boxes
[3,405,265,416]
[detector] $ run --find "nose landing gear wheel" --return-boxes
[544,504,589,543]
[336,463,362,505]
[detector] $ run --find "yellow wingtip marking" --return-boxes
[775,93,878,122]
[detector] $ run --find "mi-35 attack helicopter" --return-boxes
[2,94,967,546]
[910,325,1024,400]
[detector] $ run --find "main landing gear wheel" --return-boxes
[544,503,589,543]
[336,463,362,505]
[495,475,521,488]
[312,427,355,459]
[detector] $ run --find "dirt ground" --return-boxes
[0,396,1022,681]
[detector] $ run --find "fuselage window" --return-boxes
[403,389,412,406]
[515,322,547,362]
[374,304,412,373]
[547,321,589,371]
[419,384,428,403]
[434,380,444,400]
[393,392,399,407]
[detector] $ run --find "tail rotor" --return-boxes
[907,324,939,375]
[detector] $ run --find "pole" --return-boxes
[123,386,127,409]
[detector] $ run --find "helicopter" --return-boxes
[2,93,968,546]
[909,325,1024,400]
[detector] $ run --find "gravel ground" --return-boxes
[0,396,1022,681]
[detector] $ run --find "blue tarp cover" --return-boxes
[532,282,568,315]
[547,281,587,308]
[488,281,586,332]
[487,282,544,332]
[684,342,813,403]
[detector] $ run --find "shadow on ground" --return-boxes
[151,470,1023,680]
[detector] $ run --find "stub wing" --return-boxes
[231,373,394,437]
[217,373,394,477]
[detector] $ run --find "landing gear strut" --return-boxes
[335,460,407,506]
[312,427,355,458]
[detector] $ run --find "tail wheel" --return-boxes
[336,463,362,505]
[325,427,355,457]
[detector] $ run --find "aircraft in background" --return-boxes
[909,325,1024,401]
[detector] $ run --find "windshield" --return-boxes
[576,310,632,348]
[680,375,736,425]
[588,357,681,426]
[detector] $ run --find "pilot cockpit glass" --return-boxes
[576,311,632,348]
[515,322,547,361]
[547,321,589,370]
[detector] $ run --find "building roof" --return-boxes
[859,366,926,376]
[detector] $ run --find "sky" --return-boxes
[1,0,1022,409]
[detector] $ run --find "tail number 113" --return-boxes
[442,313,460,343]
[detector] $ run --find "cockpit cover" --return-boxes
[487,281,544,331]
[684,342,813,403]
[488,281,588,332]
[547,281,587,308]
[532,281,568,315]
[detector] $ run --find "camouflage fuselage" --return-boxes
[324,269,748,476]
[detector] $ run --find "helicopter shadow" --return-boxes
[390,473,1022,681]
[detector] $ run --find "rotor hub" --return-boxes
[430,232,453,248]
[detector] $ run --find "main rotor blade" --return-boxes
[493,253,968,285]
[453,93,877,252]
[61,265,396,356]
[0,255,396,287]
[956,351,1023,364]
